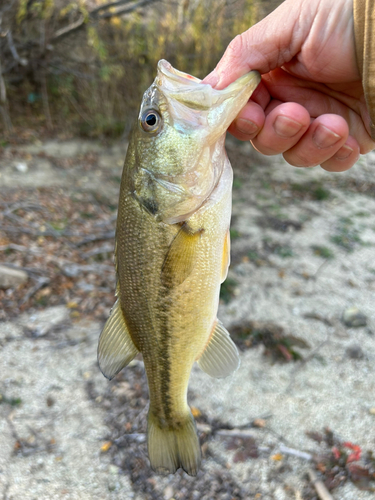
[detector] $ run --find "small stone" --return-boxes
[0,265,28,289]
[164,486,173,500]
[108,465,119,475]
[15,162,28,173]
[46,395,55,407]
[342,307,367,327]
[369,408,375,415]
[345,344,364,360]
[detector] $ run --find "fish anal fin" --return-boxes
[147,409,201,476]
[221,229,230,283]
[161,223,203,287]
[197,319,240,378]
[97,299,138,380]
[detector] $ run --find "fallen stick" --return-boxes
[279,444,312,461]
[308,468,334,500]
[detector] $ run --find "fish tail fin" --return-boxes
[147,409,201,476]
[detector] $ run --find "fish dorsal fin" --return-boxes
[97,299,138,380]
[221,229,230,283]
[197,319,240,378]
[161,223,203,287]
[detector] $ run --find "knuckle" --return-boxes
[226,34,246,60]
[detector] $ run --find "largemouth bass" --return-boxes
[98,60,260,476]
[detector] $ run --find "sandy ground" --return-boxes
[1,139,375,499]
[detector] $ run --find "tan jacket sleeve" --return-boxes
[353,0,375,140]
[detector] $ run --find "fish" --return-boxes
[97,60,260,476]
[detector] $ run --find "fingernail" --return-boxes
[273,115,303,138]
[335,144,354,160]
[313,124,341,149]
[203,70,220,88]
[236,118,259,135]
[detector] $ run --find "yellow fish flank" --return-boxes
[97,60,260,476]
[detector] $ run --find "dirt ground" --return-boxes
[1,137,375,499]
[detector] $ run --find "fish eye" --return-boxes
[140,109,162,133]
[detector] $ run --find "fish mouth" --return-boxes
[156,59,261,127]
[158,60,201,85]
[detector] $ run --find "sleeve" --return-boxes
[353,0,375,140]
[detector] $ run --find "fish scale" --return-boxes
[97,59,260,475]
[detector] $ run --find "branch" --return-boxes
[6,31,27,66]
[98,0,159,19]
[279,444,313,461]
[51,14,85,42]
[308,468,334,500]
[51,0,159,41]
[90,0,135,17]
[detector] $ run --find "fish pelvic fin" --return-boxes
[97,299,138,380]
[197,319,240,378]
[147,409,201,476]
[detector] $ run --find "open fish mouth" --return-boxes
[157,59,261,114]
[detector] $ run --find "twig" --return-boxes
[81,244,114,258]
[6,31,27,66]
[20,276,50,305]
[0,263,45,275]
[216,428,256,439]
[303,312,334,326]
[0,51,13,133]
[6,414,27,455]
[279,444,312,461]
[308,468,334,500]
[51,0,159,40]
[98,0,159,19]
[0,244,41,253]
[66,92,93,125]
[74,230,115,247]
[90,0,134,16]
[51,14,85,42]
[285,332,330,393]
[62,263,113,277]
[314,259,330,279]
[40,68,52,130]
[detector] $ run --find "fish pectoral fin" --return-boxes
[161,223,203,287]
[196,319,240,378]
[221,229,230,283]
[97,299,138,380]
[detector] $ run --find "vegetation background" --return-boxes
[0,0,281,140]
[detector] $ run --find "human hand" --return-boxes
[203,0,374,172]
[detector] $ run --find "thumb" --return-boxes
[203,0,316,89]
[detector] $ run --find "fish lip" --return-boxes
[156,60,261,116]
[157,59,261,98]
[157,60,201,85]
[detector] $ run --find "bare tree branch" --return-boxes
[90,0,135,17]
[6,31,28,66]
[51,14,85,42]
[98,0,159,19]
[0,36,13,132]
[51,0,159,40]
